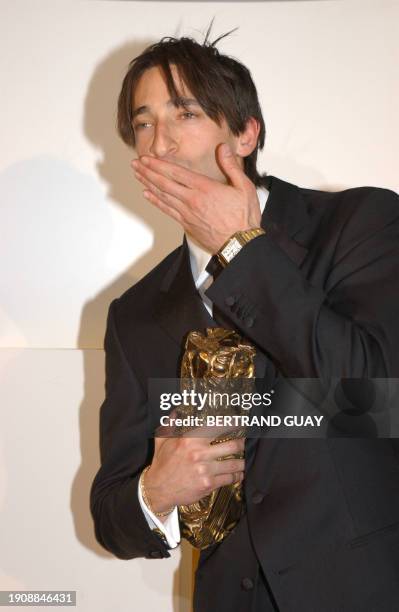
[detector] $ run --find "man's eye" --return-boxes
[134,122,152,130]
[180,111,196,119]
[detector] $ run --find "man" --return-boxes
[90,30,399,611]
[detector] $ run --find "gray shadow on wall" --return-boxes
[71,40,192,612]
[81,39,184,343]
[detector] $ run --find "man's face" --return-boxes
[131,65,243,183]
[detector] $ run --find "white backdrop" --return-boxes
[0,1,398,610]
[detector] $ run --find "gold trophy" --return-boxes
[174,328,256,550]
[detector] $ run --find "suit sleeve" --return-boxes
[90,299,171,560]
[206,188,399,379]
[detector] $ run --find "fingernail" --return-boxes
[141,156,149,165]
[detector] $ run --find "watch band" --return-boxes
[217,227,266,267]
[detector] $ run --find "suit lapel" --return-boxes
[260,175,311,267]
[152,237,214,350]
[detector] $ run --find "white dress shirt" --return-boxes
[138,186,269,548]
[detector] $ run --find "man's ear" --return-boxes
[235,117,261,158]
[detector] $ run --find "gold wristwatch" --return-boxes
[217,228,266,267]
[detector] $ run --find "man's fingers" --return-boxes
[200,421,247,440]
[212,471,244,489]
[207,438,245,460]
[134,156,205,190]
[135,163,189,203]
[211,458,245,476]
[135,170,184,212]
[216,143,248,189]
[143,188,184,225]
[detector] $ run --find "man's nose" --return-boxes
[149,122,177,158]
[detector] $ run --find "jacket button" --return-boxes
[241,577,254,591]
[244,316,255,328]
[149,550,163,558]
[252,491,264,504]
[225,295,237,306]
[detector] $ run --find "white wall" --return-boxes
[0,1,398,610]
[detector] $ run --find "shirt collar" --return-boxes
[186,185,269,287]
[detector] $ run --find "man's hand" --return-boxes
[143,434,245,520]
[132,143,261,253]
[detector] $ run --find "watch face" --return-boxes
[222,237,242,262]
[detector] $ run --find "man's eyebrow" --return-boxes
[131,97,200,121]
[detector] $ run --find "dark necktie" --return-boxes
[205,255,234,329]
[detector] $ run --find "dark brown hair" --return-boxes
[117,25,266,186]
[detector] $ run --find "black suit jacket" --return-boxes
[90,176,399,611]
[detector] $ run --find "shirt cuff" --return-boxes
[138,472,181,549]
